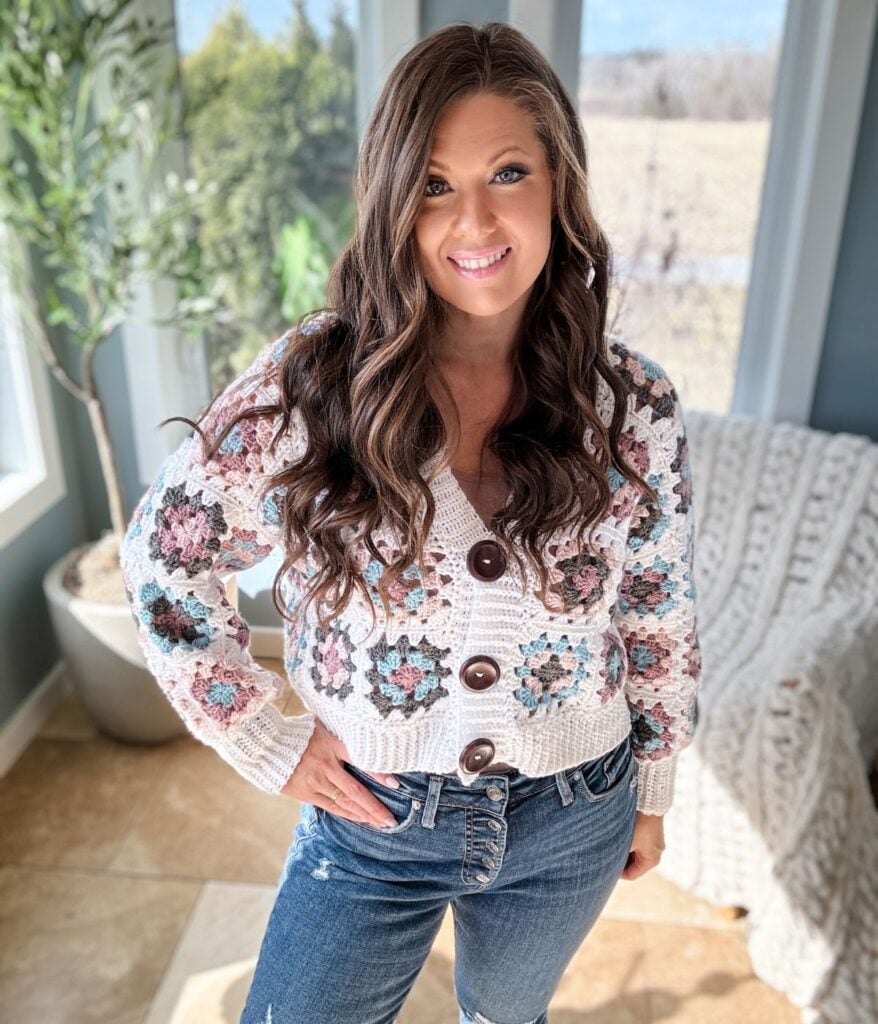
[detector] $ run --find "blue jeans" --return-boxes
[240,731,638,1024]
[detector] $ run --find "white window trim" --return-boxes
[732,0,877,423]
[0,222,67,550]
[508,0,582,102]
[356,0,419,137]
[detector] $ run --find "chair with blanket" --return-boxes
[660,408,878,1024]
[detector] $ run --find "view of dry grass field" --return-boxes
[583,115,773,412]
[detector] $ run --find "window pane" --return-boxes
[175,0,359,391]
[580,0,788,411]
[0,224,31,477]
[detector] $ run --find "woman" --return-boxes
[120,20,701,1024]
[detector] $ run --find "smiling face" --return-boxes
[415,92,554,326]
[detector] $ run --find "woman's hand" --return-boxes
[620,811,665,880]
[280,720,401,829]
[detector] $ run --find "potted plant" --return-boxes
[0,0,232,741]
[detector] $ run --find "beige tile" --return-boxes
[0,735,177,869]
[255,656,294,714]
[254,657,284,673]
[639,922,800,1023]
[285,687,309,716]
[143,880,277,1024]
[269,692,288,713]
[0,864,200,1024]
[255,655,315,718]
[37,678,99,741]
[602,868,747,931]
[109,738,304,885]
[545,917,652,1024]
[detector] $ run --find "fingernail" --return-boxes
[381,818,397,828]
[386,776,400,789]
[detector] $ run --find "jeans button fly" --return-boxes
[485,785,504,801]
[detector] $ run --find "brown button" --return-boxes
[467,539,507,582]
[459,655,500,691]
[460,739,496,773]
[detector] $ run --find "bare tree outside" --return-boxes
[580,34,785,413]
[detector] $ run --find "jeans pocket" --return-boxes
[317,765,423,835]
[578,733,634,802]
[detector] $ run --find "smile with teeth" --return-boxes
[449,246,511,269]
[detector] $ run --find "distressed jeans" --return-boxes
[240,730,638,1024]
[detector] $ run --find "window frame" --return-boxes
[725,0,875,422]
[0,221,67,550]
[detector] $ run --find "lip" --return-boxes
[447,246,512,280]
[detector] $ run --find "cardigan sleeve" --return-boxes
[613,372,703,816]
[119,332,318,795]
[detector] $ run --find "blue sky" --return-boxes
[175,0,786,57]
[175,0,356,54]
[581,0,785,54]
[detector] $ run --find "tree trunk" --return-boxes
[85,394,128,539]
[32,308,129,541]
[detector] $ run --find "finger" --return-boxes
[326,767,397,828]
[315,801,374,826]
[363,770,401,789]
[620,852,644,880]
[313,786,375,826]
[622,852,659,881]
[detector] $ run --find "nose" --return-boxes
[452,187,497,236]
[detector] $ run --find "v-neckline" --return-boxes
[423,455,513,541]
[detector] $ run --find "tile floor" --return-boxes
[0,659,803,1024]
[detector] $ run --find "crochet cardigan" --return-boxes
[119,324,702,816]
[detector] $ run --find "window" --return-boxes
[580,1,789,412]
[0,222,66,549]
[174,0,360,391]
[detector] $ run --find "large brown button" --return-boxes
[460,739,496,773]
[467,539,507,581]
[459,655,500,691]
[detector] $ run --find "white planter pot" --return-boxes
[42,544,189,743]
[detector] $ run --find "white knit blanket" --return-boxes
[658,409,878,1023]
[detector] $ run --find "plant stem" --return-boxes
[81,342,128,538]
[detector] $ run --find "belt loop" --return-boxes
[421,775,444,828]
[554,769,575,807]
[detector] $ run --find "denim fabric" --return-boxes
[240,731,638,1024]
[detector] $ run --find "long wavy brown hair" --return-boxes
[162,20,658,632]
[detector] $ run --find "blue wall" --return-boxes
[0,320,137,725]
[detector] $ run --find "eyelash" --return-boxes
[423,164,530,199]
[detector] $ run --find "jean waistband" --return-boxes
[345,760,581,810]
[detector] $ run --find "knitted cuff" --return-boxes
[214,704,319,794]
[634,753,678,816]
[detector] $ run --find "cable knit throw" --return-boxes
[657,409,878,1024]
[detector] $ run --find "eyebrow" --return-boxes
[427,145,530,172]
